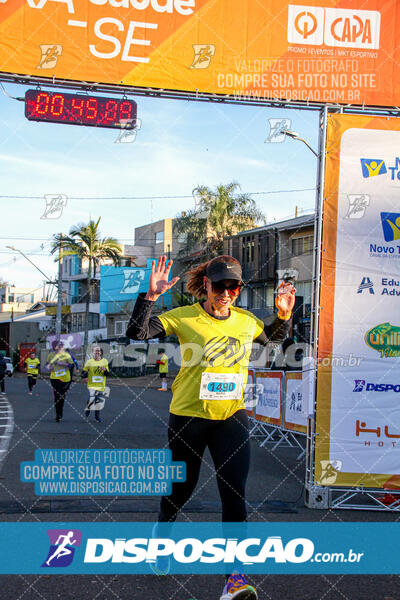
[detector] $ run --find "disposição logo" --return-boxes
[42,529,82,568]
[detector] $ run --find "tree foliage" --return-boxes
[51,217,122,354]
[174,182,265,257]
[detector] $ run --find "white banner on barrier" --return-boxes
[285,373,307,431]
[255,371,283,425]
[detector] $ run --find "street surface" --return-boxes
[0,373,398,599]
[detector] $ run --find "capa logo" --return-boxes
[288,5,380,49]
[84,536,315,564]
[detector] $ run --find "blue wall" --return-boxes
[100,259,172,314]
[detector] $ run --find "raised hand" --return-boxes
[275,281,296,318]
[145,255,180,301]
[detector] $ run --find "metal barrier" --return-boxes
[246,369,307,460]
[0,395,13,474]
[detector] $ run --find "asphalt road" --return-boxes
[0,373,399,600]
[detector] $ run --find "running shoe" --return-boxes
[95,416,102,423]
[219,573,257,600]
[28,391,33,395]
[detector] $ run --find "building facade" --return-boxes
[0,285,45,314]
[224,213,315,341]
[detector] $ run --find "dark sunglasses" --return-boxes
[211,281,244,296]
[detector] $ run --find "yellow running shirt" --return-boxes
[25,357,40,376]
[83,358,109,391]
[48,351,73,383]
[158,353,168,374]
[157,303,264,420]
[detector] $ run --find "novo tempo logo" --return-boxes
[381,212,400,242]
[288,5,380,49]
[360,159,387,178]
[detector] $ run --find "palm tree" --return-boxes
[174,182,265,258]
[51,217,122,357]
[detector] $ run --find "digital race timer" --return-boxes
[24,89,137,129]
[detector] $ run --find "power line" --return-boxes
[0,188,315,200]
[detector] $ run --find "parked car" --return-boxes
[4,357,13,376]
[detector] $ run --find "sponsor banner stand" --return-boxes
[306,111,400,511]
[282,372,307,459]
[247,370,306,459]
[252,370,283,443]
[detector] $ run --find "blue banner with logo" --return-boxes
[100,261,172,314]
[0,522,400,574]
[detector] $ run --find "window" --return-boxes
[115,321,128,336]
[251,286,264,309]
[8,294,14,302]
[88,313,100,330]
[294,281,312,305]
[266,286,275,308]
[242,235,254,263]
[155,231,164,244]
[291,235,313,256]
[177,233,187,243]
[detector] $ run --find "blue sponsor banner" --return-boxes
[0,522,400,574]
[99,261,172,314]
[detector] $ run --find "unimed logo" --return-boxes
[288,5,380,49]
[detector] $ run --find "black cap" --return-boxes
[206,261,242,282]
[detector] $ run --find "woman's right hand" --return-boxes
[145,255,180,301]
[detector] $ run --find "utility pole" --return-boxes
[55,233,63,336]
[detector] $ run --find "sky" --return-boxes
[0,81,319,291]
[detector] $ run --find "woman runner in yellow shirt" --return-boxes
[46,340,73,422]
[82,346,109,423]
[127,255,295,600]
[25,351,40,395]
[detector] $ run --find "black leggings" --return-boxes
[50,379,69,419]
[159,409,250,523]
[28,375,37,391]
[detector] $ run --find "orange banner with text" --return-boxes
[0,0,399,106]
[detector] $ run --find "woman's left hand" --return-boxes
[275,282,296,318]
